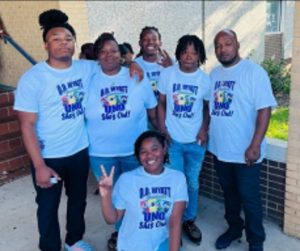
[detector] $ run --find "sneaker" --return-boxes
[64,240,95,251]
[182,220,202,245]
[107,231,118,251]
[215,229,243,249]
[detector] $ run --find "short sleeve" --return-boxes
[157,68,168,95]
[112,175,127,210]
[14,74,40,113]
[141,79,157,109]
[252,65,277,110]
[202,73,212,101]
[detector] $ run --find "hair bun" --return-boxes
[39,9,68,29]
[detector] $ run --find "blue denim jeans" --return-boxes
[89,155,139,183]
[213,156,265,245]
[168,139,206,221]
[90,155,139,230]
[157,238,183,251]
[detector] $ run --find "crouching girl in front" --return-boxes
[99,131,188,251]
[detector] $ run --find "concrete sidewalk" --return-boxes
[1,174,299,251]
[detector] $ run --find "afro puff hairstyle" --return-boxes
[39,9,76,42]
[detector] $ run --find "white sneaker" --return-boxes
[64,240,95,251]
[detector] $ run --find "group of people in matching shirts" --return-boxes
[13,8,277,251]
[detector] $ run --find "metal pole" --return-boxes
[3,35,37,65]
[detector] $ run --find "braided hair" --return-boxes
[175,34,207,66]
[136,26,161,58]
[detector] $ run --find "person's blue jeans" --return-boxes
[168,139,206,221]
[89,155,139,183]
[213,155,265,245]
[157,238,183,251]
[90,154,139,230]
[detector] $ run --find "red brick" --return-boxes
[8,120,20,133]
[0,160,9,172]
[22,154,30,166]
[8,156,24,172]
[0,140,10,153]
[0,123,9,136]
[9,138,22,149]
[0,131,21,141]
[0,107,9,118]
[0,93,9,107]
[7,92,14,104]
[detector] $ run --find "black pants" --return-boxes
[31,148,89,251]
[214,156,265,245]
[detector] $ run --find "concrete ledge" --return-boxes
[266,137,287,163]
[265,31,284,36]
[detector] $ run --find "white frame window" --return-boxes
[266,0,282,33]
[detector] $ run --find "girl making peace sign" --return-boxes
[99,131,188,251]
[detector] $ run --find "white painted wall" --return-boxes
[84,1,293,71]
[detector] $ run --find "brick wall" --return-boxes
[200,152,286,225]
[0,85,30,185]
[264,33,283,60]
[284,1,300,238]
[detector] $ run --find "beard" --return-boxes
[218,54,240,67]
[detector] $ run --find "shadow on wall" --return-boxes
[204,1,266,68]
[86,1,265,71]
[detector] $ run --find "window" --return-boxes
[266,0,282,32]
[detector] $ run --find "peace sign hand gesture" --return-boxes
[98,165,115,197]
[157,48,173,68]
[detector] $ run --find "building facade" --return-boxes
[0,0,299,239]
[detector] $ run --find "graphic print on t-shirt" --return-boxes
[139,186,171,229]
[100,85,130,121]
[211,80,235,117]
[57,79,85,120]
[146,71,160,100]
[172,83,198,119]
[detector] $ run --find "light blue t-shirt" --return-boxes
[113,166,188,251]
[157,64,211,143]
[85,67,157,157]
[135,56,166,100]
[14,60,97,158]
[208,59,277,163]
